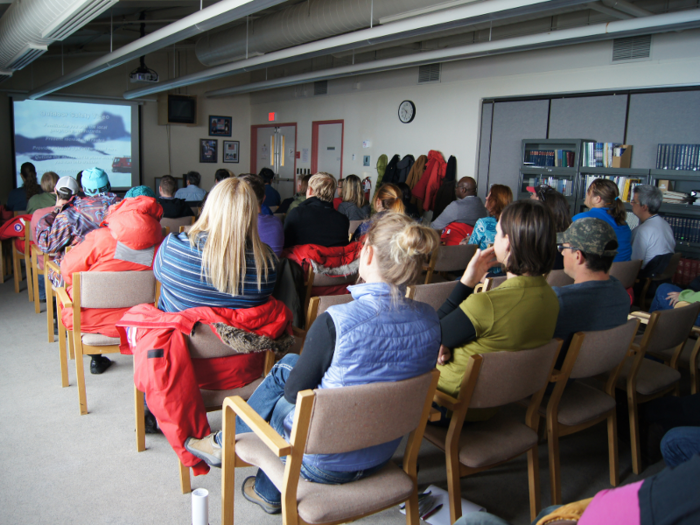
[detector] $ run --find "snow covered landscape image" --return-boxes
[13,99,133,187]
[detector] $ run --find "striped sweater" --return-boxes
[153,232,277,312]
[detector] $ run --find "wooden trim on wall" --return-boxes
[311,119,344,179]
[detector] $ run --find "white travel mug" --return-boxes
[192,488,209,525]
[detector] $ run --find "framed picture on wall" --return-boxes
[200,139,218,163]
[209,115,232,136]
[223,140,240,163]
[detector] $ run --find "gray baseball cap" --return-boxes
[55,176,80,196]
[557,218,618,257]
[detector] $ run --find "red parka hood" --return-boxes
[102,196,163,250]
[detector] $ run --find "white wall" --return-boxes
[247,29,700,198]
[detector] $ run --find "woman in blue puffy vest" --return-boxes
[185,212,442,514]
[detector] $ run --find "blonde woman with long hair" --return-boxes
[337,174,370,220]
[153,177,277,312]
[353,183,407,240]
[185,213,441,513]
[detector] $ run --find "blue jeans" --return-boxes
[215,353,386,506]
[37,276,46,301]
[660,427,700,468]
[455,505,562,525]
[650,284,700,326]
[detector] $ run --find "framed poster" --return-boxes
[223,140,240,163]
[200,139,218,163]
[209,115,232,136]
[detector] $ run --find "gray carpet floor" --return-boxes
[0,275,666,525]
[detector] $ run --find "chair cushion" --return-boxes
[557,382,616,427]
[234,433,414,524]
[81,333,120,346]
[617,356,681,396]
[423,414,537,468]
[200,377,262,409]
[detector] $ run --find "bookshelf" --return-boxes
[650,170,700,257]
[577,167,650,214]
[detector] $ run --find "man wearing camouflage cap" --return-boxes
[551,217,631,366]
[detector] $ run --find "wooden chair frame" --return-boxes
[220,369,440,525]
[544,320,639,504]
[428,345,561,523]
[12,224,33,299]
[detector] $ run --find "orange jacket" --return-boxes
[411,150,447,211]
[61,196,164,336]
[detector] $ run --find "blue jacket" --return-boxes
[285,282,440,471]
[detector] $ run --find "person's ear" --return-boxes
[364,243,374,266]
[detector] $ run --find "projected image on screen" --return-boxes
[13,99,133,189]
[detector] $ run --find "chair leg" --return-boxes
[628,395,642,475]
[608,412,619,487]
[74,336,89,415]
[179,461,191,494]
[46,280,54,343]
[26,257,33,303]
[405,491,421,525]
[446,453,463,525]
[12,249,21,294]
[527,446,542,522]
[135,387,146,452]
[547,420,562,506]
[32,263,41,314]
[58,322,69,389]
[68,330,75,360]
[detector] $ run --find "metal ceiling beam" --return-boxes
[27,0,285,99]
[204,10,700,97]
[123,0,599,99]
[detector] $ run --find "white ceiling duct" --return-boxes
[28,0,286,100]
[0,0,117,72]
[0,69,13,84]
[125,0,596,99]
[204,10,700,97]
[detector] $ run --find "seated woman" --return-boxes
[337,174,370,220]
[154,177,277,312]
[530,185,571,270]
[353,183,405,240]
[572,178,631,262]
[466,184,513,276]
[649,280,700,327]
[185,212,442,514]
[438,200,559,418]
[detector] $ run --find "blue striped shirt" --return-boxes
[153,232,277,312]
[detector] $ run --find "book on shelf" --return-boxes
[661,215,700,244]
[582,143,632,168]
[662,190,690,204]
[522,176,574,196]
[583,174,641,202]
[524,149,575,168]
[656,144,700,170]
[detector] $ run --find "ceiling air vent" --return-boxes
[314,80,328,95]
[418,63,441,84]
[8,44,48,70]
[612,35,651,62]
[41,0,118,41]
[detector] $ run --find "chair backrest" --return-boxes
[654,252,682,281]
[348,220,363,236]
[14,210,26,217]
[303,371,437,454]
[180,225,192,233]
[483,275,507,291]
[78,271,157,309]
[433,244,477,273]
[409,281,458,311]
[162,226,169,236]
[316,294,353,316]
[609,259,642,289]
[468,340,561,409]
[161,216,194,231]
[568,319,639,379]
[311,271,358,287]
[546,269,574,288]
[188,323,241,359]
[643,302,700,358]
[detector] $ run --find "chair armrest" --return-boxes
[428,407,442,422]
[223,396,291,457]
[47,260,61,275]
[55,287,72,307]
[433,390,459,412]
[628,311,650,324]
[692,326,700,337]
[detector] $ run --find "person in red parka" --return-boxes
[60,186,164,375]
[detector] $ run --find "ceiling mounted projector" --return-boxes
[130,56,158,83]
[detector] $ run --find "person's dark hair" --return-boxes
[499,200,556,276]
[40,172,59,193]
[259,167,275,184]
[587,178,626,226]
[215,169,233,183]
[396,182,413,206]
[580,250,616,273]
[76,171,83,188]
[19,162,41,200]
[185,171,201,187]
[486,184,513,220]
[160,175,177,197]
[540,189,571,233]
[299,174,312,194]
[238,174,265,205]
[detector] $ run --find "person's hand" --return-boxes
[666,291,682,306]
[437,345,452,365]
[460,247,499,288]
